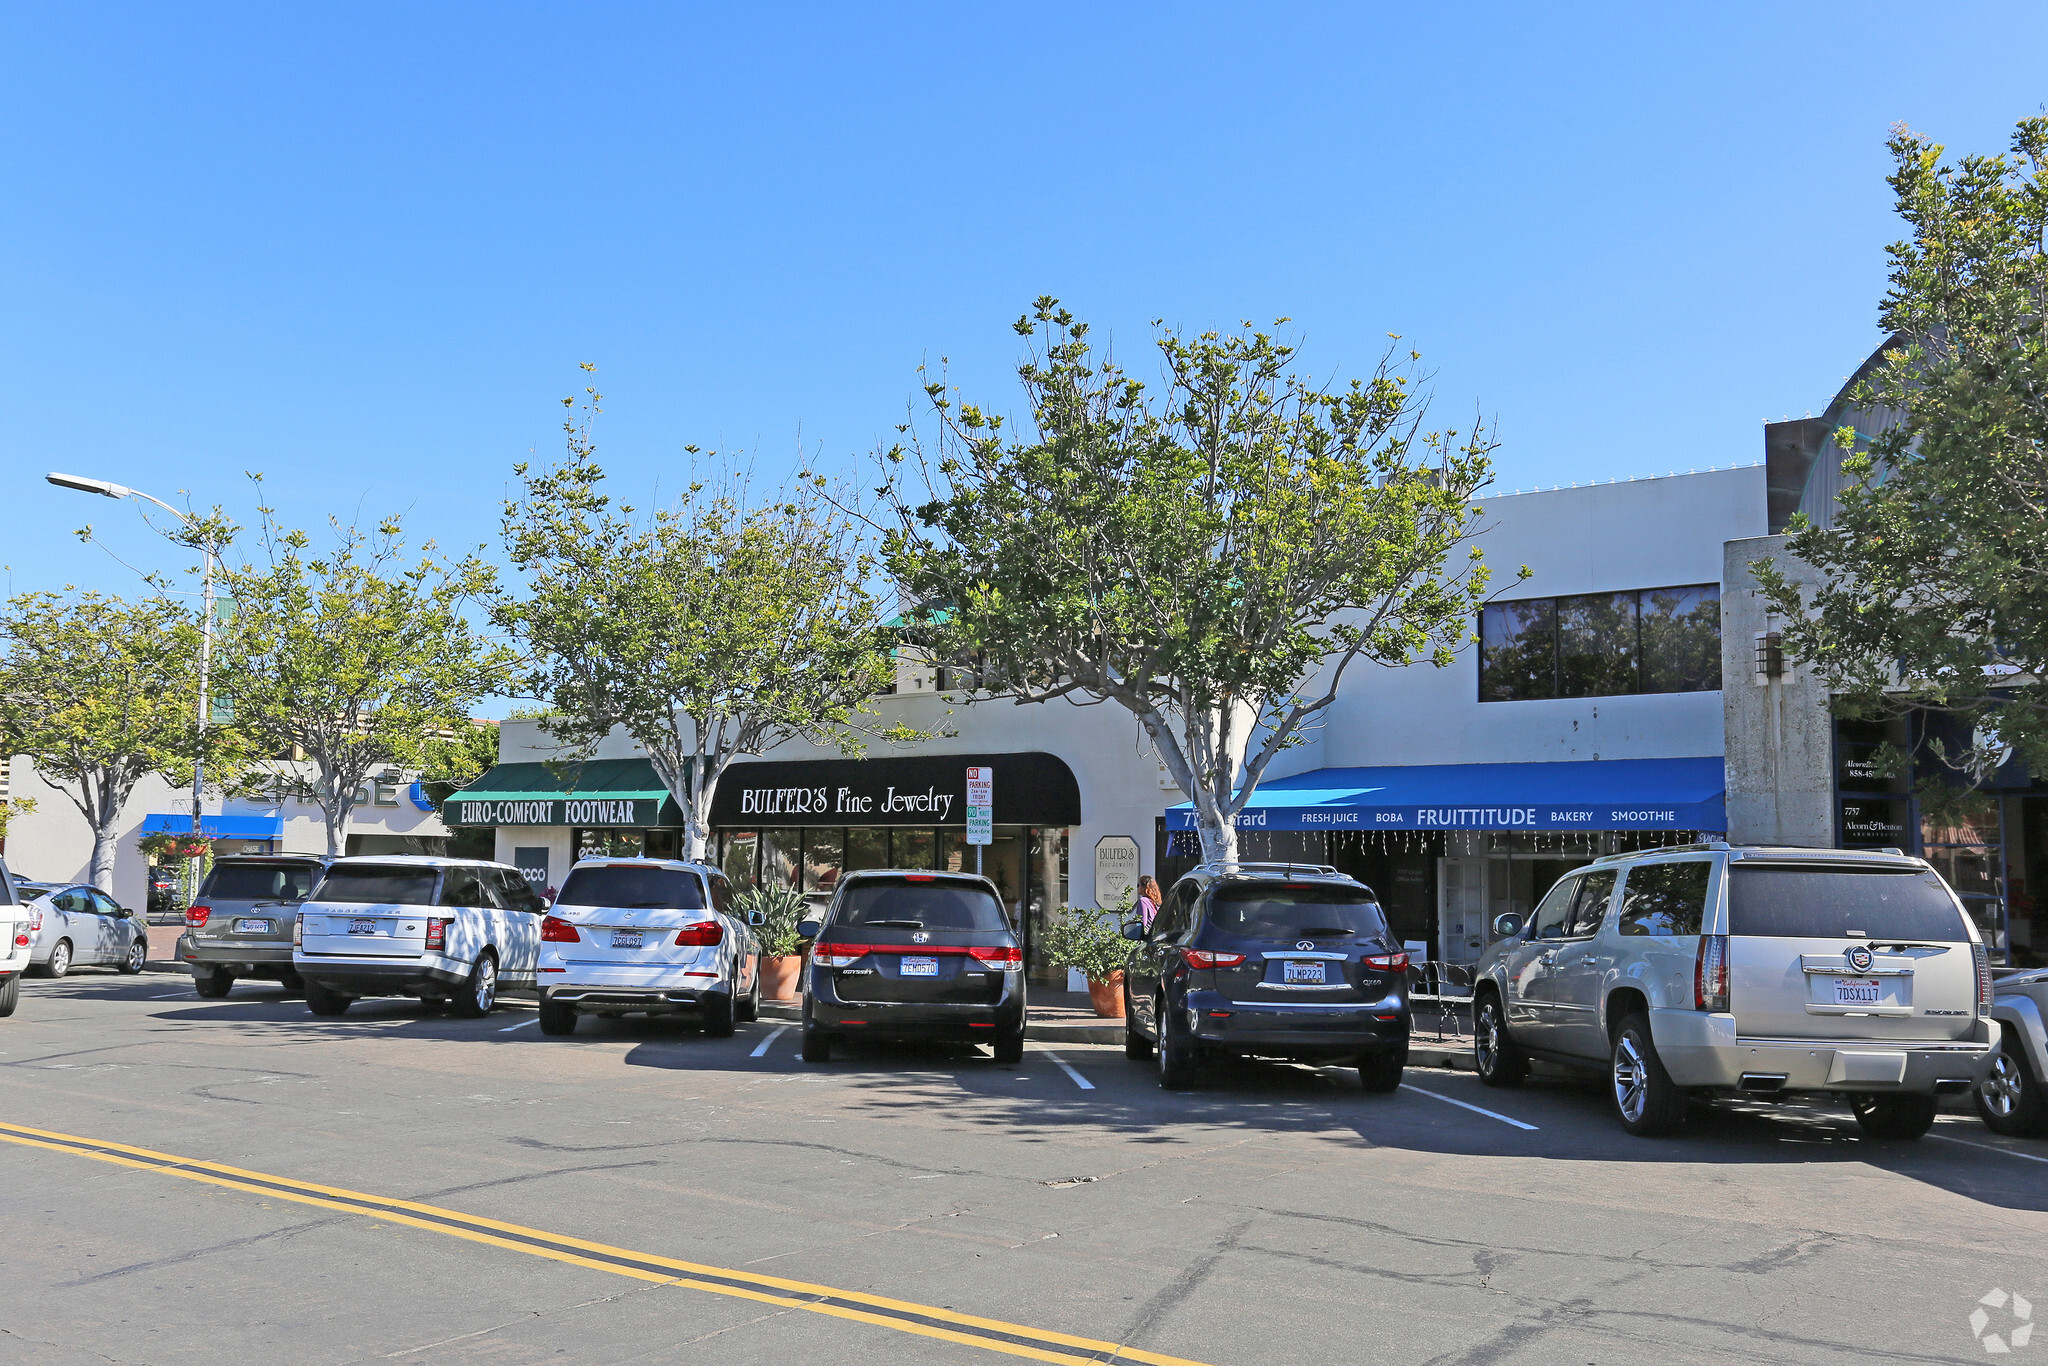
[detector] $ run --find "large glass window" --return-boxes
[845,828,889,873]
[760,829,802,890]
[1479,584,1721,702]
[803,829,845,896]
[892,828,935,870]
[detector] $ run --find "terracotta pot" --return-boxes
[1086,971,1126,1018]
[759,954,803,1002]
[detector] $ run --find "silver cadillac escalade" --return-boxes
[1470,843,2000,1139]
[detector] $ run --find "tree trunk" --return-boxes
[1193,803,1238,865]
[88,821,120,892]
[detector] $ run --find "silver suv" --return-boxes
[1471,843,2000,1139]
[1977,967,2048,1137]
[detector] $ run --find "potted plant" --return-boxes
[736,885,808,1002]
[1040,899,1137,1017]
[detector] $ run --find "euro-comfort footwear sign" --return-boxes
[455,797,659,827]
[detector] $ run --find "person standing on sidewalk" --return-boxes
[1135,876,1162,930]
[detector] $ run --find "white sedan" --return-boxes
[535,857,760,1037]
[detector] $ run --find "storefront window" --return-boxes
[760,829,802,890]
[721,831,759,889]
[804,829,844,897]
[575,828,643,860]
[845,827,889,872]
[1923,793,2005,958]
[1558,592,1639,698]
[893,828,935,870]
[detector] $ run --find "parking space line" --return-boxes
[1929,1132,2048,1165]
[0,1121,1213,1366]
[1039,1051,1094,1090]
[498,1019,537,1033]
[749,1026,788,1058]
[1399,1082,1538,1130]
[151,992,193,1000]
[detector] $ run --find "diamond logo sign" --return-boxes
[1971,1288,2034,1353]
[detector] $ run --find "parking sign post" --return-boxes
[965,766,993,875]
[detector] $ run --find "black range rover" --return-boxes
[798,870,1027,1064]
[1122,862,1411,1090]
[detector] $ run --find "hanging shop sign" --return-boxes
[710,752,1080,829]
[1095,835,1140,909]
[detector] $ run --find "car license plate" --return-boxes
[610,930,644,950]
[348,918,377,935]
[899,956,938,977]
[1833,977,1882,1005]
[1283,960,1326,985]
[235,918,273,934]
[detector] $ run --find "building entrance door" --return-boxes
[1438,858,1489,964]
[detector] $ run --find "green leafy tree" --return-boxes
[499,374,905,862]
[419,720,501,809]
[0,592,206,889]
[216,489,513,856]
[876,300,1505,863]
[1757,118,2048,784]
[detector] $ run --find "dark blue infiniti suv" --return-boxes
[1122,862,1411,1090]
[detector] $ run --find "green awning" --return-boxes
[445,758,684,828]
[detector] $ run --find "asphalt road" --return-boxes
[2,960,2046,1366]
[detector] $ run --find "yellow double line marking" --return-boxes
[0,1120,1211,1366]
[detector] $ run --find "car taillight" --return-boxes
[27,908,41,931]
[425,918,449,951]
[1973,942,1993,1017]
[815,942,866,968]
[292,914,302,946]
[1183,949,1247,969]
[1364,951,1411,972]
[540,915,581,943]
[674,921,725,947]
[967,944,1023,970]
[186,905,211,928]
[1695,934,1729,1011]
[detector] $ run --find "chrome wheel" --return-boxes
[1476,1002,1501,1071]
[472,956,498,1013]
[1981,1051,2024,1120]
[1613,1032,1650,1124]
[47,940,71,978]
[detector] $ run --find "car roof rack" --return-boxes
[1192,861,1345,878]
[1591,841,1731,865]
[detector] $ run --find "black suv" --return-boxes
[1122,862,1411,1090]
[798,870,1027,1064]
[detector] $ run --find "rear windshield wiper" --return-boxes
[863,919,925,929]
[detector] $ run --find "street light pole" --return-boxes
[46,473,220,873]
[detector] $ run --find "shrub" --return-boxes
[1039,896,1137,984]
[735,884,809,958]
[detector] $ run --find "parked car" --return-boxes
[18,881,148,978]
[292,856,542,1017]
[1471,843,2000,1139]
[146,864,180,920]
[1977,965,2048,1137]
[798,869,1026,1064]
[0,860,29,1016]
[535,857,760,1036]
[178,854,333,998]
[1120,862,1411,1091]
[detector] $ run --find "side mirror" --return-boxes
[796,918,822,941]
[747,910,765,927]
[1492,913,1523,939]
[1120,921,1146,942]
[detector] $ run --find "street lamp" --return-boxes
[46,472,221,872]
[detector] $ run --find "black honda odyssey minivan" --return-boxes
[798,870,1027,1064]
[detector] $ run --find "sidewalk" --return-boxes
[757,989,1479,1068]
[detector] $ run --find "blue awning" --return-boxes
[137,813,286,839]
[1164,757,1726,833]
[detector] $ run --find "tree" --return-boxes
[0,592,204,890]
[216,492,513,856]
[1757,118,2048,786]
[499,375,904,861]
[875,299,1504,863]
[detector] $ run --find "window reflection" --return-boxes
[1641,585,1722,692]
[1480,584,1720,702]
[1480,599,1557,701]
[1558,592,1639,697]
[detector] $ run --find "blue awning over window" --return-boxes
[1164,757,1726,833]
[137,813,286,839]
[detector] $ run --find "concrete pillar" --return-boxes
[1722,535,1835,847]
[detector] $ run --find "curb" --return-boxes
[758,1000,1476,1062]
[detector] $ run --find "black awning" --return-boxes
[711,752,1081,828]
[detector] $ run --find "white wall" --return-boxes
[1308,466,1767,772]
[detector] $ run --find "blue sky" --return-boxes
[4,3,2045,671]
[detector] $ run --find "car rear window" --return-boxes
[313,866,440,906]
[1206,884,1388,939]
[1727,866,1970,941]
[200,863,323,903]
[834,878,1009,931]
[557,865,706,910]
